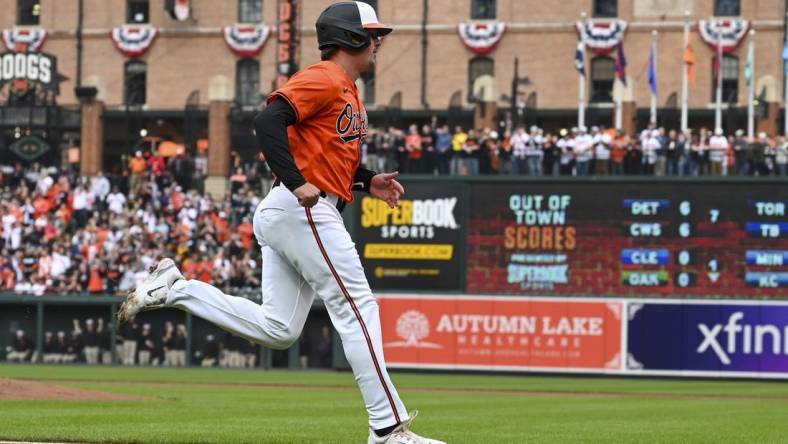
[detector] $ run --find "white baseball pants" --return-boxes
[165,185,408,429]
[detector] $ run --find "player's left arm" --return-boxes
[354,168,404,209]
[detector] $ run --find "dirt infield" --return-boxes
[0,378,146,401]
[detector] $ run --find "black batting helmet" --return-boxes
[316,1,392,51]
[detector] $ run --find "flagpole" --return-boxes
[680,11,690,133]
[615,79,622,130]
[578,12,586,129]
[714,20,723,131]
[650,30,657,125]
[747,30,756,138]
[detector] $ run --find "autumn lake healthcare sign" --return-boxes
[378,295,622,372]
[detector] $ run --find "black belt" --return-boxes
[272,179,347,213]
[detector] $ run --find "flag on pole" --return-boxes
[648,45,657,96]
[713,31,723,89]
[614,43,627,85]
[783,38,788,75]
[575,37,585,76]
[684,39,696,85]
[745,39,754,88]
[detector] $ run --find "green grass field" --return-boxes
[1,364,787,444]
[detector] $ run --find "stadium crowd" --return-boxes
[362,123,788,177]
[0,123,786,297]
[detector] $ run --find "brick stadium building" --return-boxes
[0,0,785,189]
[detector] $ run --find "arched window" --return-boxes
[714,0,740,16]
[236,58,260,108]
[17,0,40,25]
[590,56,614,103]
[238,0,262,23]
[712,55,739,103]
[468,56,494,102]
[471,0,496,19]
[124,60,146,106]
[593,0,617,18]
[127,0,149,23]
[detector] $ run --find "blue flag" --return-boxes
[648,46,657,96]
[783,39,788,75]
[615,43,627,86]
[575,38,585,77]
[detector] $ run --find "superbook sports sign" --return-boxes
[0,52,56,87]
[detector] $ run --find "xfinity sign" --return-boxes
[0,52,56,87]
[697,312,788,365]
[628,303,788,374]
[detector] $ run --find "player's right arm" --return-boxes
[253,99,321,207]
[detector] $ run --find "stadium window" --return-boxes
[468,56,494,102]
[236,58,261,108]
[361,67,375,105]
[471,0,496,20]
[714,0,740,16]
[712,55,739,103]
[127,0,149,24]
[590,56,615,103]
[17,0,40,25]
[124,60,147,106]
[238,0,262,23]
[593,0,617,18]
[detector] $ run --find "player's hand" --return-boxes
[293,182,321,208]
[370,172,405,209]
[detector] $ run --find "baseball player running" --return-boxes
[117,2,444,443]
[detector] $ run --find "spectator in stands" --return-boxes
[498,130,513,175]
[654,127,668,176]
[451,126,467,175]
[128,151,147,196]
[709,128,729,176]
[592,126,611,176]
[510,125,527,175]
[162,321,175,366]
[574,127,593,176]
[732,130,749,175]
[776,137,788,176]
[434,124,453,175]
[363,127,379,172]
[403,124,422,174]
[5,330,32,362]
[460,129,480,175]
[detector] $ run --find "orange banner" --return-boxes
[379,295,622,371]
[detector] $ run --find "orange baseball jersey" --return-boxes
[268,61,367,203]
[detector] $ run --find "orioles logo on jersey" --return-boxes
[336,102,368,143]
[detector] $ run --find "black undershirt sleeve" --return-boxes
[253,98,306,191]
[352,166,377,193]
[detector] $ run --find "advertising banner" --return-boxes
[378,295,622,372]
[357,181,463,290]
[627,301,788,376]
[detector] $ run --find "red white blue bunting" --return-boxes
[223,24,271,58]
[457,21,506,55]
[110,25,158,58]
[2,28,47,52]
[697,19,750,53]
[576,20,627,55]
